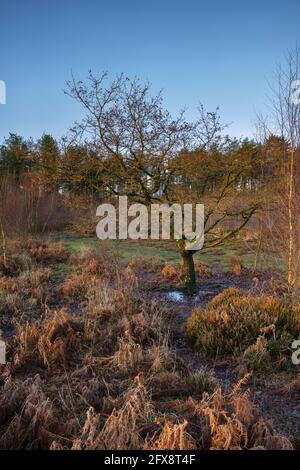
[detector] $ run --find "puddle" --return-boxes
[157,272,258,308]
[165,288,217,304]
[166,291,185,302]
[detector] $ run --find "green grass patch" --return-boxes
[51,234,282,271]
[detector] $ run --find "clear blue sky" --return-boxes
[0,0,299,142]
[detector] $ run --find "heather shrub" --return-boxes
[186,367,218,395]
[185,288,300,366]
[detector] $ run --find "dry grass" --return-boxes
[0,267,53,329]
[12,309,82,369]
[62,250,115,300]
[28,242,70,263]
[0,376,71,450]
[147,420,196,450]
[0,239,294,450]
[161,265,180,282]
[62,273,92,299]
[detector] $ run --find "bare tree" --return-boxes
[65,72,191,202]
[265,46,300,290]
[66,72,258,290]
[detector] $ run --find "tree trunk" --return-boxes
[287,149,295,291]
[0,211,7,270]
[180,250,196,291]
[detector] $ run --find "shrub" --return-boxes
[243,336,271,371]
[186,367,218,395]
[185,288,300,365]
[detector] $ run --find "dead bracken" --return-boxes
[0,239,296,450]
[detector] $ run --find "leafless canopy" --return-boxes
[269,45,300,150]
[65,72,193,203]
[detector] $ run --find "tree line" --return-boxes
[0,131,292,196]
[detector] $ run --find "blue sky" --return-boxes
[0,0,299,142]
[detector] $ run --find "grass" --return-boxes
[53,234,282,272]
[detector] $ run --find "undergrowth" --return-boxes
[0,239,294,449]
